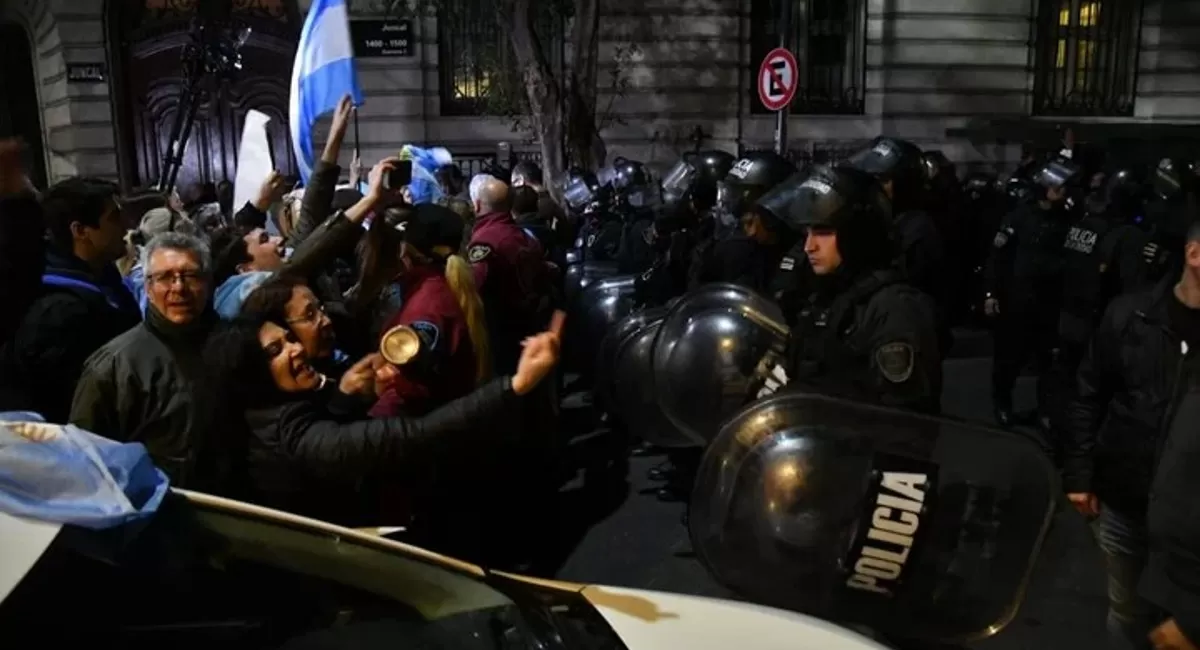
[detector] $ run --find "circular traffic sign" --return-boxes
[757,47,799,112]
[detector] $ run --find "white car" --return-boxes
[0,489,891,649]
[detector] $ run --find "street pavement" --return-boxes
[550,329,1109,649]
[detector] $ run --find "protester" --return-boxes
[0,177,141,422]
[69,232,228,490]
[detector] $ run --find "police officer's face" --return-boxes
[742,212,773,244]
[1046,186,1067,203]
[259,321,321,393]
[804,228,842,275]
[284,285,336,360]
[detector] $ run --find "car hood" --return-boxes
[580,585,891,650]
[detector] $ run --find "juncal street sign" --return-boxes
[757,47,799,112]
[349,19,414,58]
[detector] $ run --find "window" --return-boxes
[1032,0,1144,116]
[437,0,566,117]
[749,0,867,115]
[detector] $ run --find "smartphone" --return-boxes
[383,160,413,191]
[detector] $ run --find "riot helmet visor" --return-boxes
[661,160,699,205]
[846,140,905,177]
[1032,158,1081,190]
[562,175,596,211]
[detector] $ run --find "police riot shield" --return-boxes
[594,306,668,416]
[563,259,619,306]
[566,273,637,377]
[690,392,1058,645]
[610,310,695,448]
[652,284,789,446]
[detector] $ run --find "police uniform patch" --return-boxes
[467,244,491,263]
[875,342,915,384]
[410,320,441,351]
[780,256,796,271]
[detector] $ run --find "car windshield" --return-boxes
[0,493,617,650]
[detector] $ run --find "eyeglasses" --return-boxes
[286,302,326,326]
[149,270,204,288]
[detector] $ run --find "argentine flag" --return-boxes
[289,0,363,185]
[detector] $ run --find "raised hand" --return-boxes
[339,353,383,398]
[512,311,565,395]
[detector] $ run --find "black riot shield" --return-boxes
[610,310,696,448]
[594,306,668,417]
[652,283,789,446]
[565,273,637,377]
[690,393,1058,645]
[564,260,619,308]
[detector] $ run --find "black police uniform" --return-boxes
[985,158,1078,424]
[695,151,796,293]
[634,150,739,305]
[755,165,943,415]
[843,138,948,311]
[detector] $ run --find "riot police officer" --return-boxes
[611,158,660,274]
[843,137,946,309]
[1143,157,1198,281]
[756,165,943,414]
[1044,166,1151,448]
[984,157,1079,427]
[689,150,796,292]
[635,151,736,306]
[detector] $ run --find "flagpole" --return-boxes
[352,106,361,162]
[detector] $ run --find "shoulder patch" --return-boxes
[409,320,441,351]
[467,244,492,263]
[875,341,915,384]
[780,256,796,271]
[992,231,1009,249]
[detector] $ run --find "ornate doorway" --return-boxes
[106,0,300,193]
[0,22,47,189]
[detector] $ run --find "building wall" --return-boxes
[4,0,1199,185]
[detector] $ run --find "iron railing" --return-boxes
[749,0,867,115]
[437,0,565,116]
[1032,0,1144,117]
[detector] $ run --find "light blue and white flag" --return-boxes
[289,0,363,186]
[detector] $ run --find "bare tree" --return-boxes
[395,0,637,196]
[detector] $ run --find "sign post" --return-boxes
[758,47,798,155]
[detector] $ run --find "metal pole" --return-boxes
[773,0,792,156]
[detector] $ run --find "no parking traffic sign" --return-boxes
[758,47,799,112]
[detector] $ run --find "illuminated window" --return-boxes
[437,0,564,117]
[1034,0,1143,117]
[748,0,867,115]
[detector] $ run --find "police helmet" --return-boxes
[717,151,797,220]
[661,150,737,208]
[611,157,651,191]
[511,160,543,188]
[921,150,955,182]
[560,167,602,212]
[1090,165,1147,220]
[963,172,998,201]
[756,165,894,271]
[1152,157,1196,202]
[843,137,926,207]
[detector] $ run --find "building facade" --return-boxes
[0,0,1196,190]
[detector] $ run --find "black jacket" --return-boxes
[243,377,520,525]
[1141,371,1200,644]
[1064,279,1192,516]
[0,251,141,422]
[782,269,943,415]
[69,307,224,489]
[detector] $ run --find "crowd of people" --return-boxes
[2,94,1199,648]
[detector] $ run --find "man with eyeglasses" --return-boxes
[69,231,233,491]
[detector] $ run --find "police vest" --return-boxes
[1059,214,1113,317]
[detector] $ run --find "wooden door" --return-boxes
[107,0,299,193]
